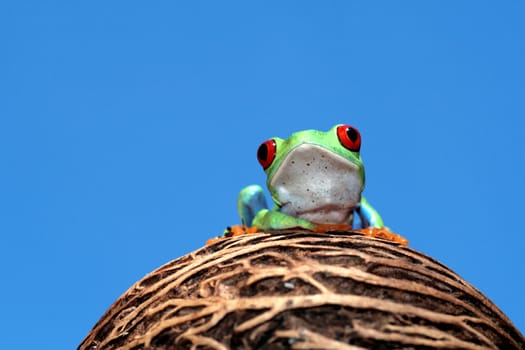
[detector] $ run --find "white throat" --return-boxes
[269,144,362,224]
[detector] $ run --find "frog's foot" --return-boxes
[312,223,353,233]
[227,225,259,237]
[353,227,409,245]
[206,236,223,245]
[206,225,259,245]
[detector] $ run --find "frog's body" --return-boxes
[207,124,407,245]
[238,125,385,232]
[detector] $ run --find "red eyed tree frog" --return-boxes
[208,124,407,245]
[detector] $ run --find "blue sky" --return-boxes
[1,2,524,348]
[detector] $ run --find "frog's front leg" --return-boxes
[238,185,269,227]
[354,196,408,245]
[356,196,385,228]
[237,185,314,232]
[252,209,316,231]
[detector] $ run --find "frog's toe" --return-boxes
[207,225,260,245]
[206,237,223,245]
[228,225,259,236]
[354,227,409,245]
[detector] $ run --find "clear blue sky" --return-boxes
[1,2,524,348]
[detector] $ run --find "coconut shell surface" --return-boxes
[78,231,524,349]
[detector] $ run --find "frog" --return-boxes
[208,124,407,245]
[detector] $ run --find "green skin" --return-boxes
[237,125,385,232]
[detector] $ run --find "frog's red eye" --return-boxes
[257,139,276,169]
[336,124,361,152]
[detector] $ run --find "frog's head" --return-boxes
[256,124,366,224]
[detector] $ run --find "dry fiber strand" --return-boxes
[79,231,524,349]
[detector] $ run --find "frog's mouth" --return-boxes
[269,144,363,224]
